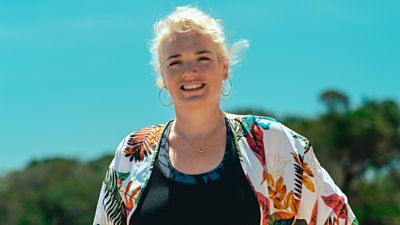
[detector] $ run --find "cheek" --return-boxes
[161,63,179,78]
[200,62,222,75]
[162,69,178,81]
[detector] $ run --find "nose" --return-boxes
[182,61,197,77]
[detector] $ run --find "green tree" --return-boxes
[320,89,350,115]
[0,155,113,225]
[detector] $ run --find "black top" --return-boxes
[130,119,260,225]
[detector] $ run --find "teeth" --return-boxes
[183,83,203,90]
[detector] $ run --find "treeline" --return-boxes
[0,155,114,225]
[0,90,399,225]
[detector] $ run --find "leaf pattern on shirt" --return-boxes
[309,200,318,225]
[246,123,266,166]
[121,182,141,217]
[322,193,349,224]
[103,168,126,225]
[324,216,339,225]
[269,213,295,224]
[124,125,164,162]
[232,116,271,167]
[102,170,143,225]
[116,172,130,188]
[254,191,270,225]
[291,151,315,195]
[231,118,245,140]
[293,134,311,154]
[267,174,299,214]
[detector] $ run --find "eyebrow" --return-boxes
[166,50,212,61]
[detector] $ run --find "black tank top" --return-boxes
[130,119,260,225]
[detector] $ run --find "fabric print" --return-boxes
[245,115,273,130]
[169,161,225,184]
[233,116,271,167]
[293,134,311,154]
[245,123,266,167]
[245,173,270,225]
[124,125,163,162]
[322,194,349,224]
[267,174,298,218]
[240,115,272,135]
[231,116,273,138]
[291,152,315,194]
[116,172,130,187]
[230,118,245,140]
[102,168,127,225]
[324,216,339,225]
[121,182,141,217]
[309,201,318,225]
[266,153,291,180]
[268,216,295,225]
[255,191,270,225]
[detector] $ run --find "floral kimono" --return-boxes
[93,113,358,225]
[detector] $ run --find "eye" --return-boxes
[197,56,211,63]
[198,56,211,62]
[168,60,182,67]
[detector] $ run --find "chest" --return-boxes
[167,128,227,175]
[130,145,261,225]
[168,145,226,174]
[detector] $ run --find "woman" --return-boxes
[94,6,357,225]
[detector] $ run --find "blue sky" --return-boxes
[1,0,399,172]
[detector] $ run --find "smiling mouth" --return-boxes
[180,83,206,91]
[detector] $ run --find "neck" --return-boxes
[172,105,225,141]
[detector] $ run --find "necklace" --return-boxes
[172,115,225,153]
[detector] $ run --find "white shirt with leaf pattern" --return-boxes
[93,113,358,225]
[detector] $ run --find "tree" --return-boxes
[320,89,350,115]
[0,156,113,225]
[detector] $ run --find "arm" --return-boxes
[289,130,358,225]
[93,138,127,225]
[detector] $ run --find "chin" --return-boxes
[178,97,220,110]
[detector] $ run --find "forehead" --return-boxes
[162,31,217,57]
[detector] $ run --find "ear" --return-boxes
[158,80,167,89]
[158,68,167,89]
[222,60,229,81]
[158,73,167,89]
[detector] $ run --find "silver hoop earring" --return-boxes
[159,88,173,107]
[221,78,232,97]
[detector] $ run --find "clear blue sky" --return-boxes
[1,0,399,172]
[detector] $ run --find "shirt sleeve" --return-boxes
[290,131,358,225]
[93,137,127,225]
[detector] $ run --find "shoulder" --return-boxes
[226,113,309,154]
[225,112,280,131]
[112,122,168,167]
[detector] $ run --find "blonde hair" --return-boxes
[150,5,249,88]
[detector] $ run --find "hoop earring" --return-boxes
[221,78,232,97]
[159,88,173,107]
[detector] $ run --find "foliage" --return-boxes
[0,155,113,225]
